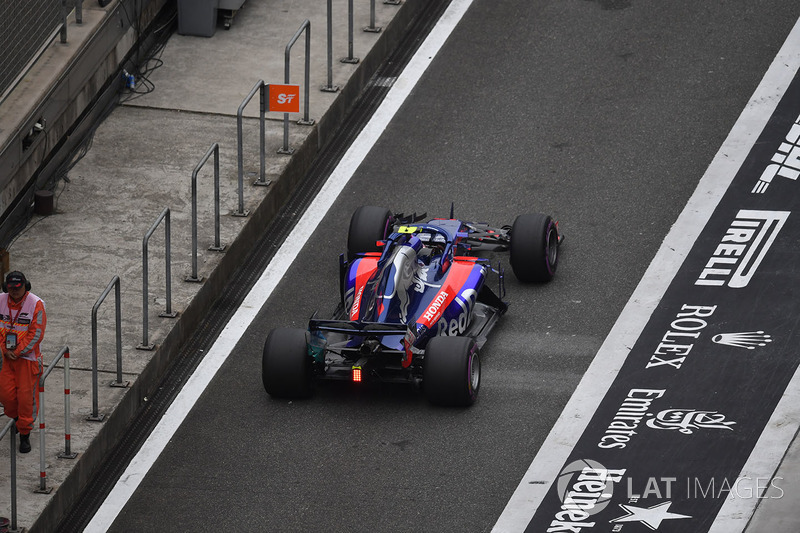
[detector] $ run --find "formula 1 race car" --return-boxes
[262,206,562,406]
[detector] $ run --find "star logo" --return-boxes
[610,501,692,530]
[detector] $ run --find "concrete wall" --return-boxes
[0,0,169,248]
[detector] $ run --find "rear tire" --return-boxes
[424,336,480,406]
[262,328,314,399]
[347,206,392,260]
[510,213,559,282]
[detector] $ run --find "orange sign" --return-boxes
[267,84,301,113]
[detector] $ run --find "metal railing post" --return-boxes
[60,0,68,43]
[1,420,20,530]
[76,0,83,24]
[36,347,72,493]
[301,22,313,126]
[341,0,359,63]
[91,276,128,400]
[279,20,314,155]
[187,143,225,283]
[36,374,51,493]
[214,146,221,247]
[322,0,339,92]
[236,81,267,213]
[10,426,17,531]
[58,347,78,459]
[365,0,381,32]
[259,84,267,186]
[139,207,177,351]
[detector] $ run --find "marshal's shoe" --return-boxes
[19,433,31,454]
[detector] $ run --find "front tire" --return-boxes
[424,336,480,406]
[262,328,314,399]
[510,213,559,282]
[347,206,393,260]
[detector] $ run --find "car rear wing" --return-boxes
[309,319,409,336]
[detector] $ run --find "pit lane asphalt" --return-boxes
[87,1,800,531]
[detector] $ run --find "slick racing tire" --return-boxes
[347,206,392,260]
[262,328,314,399]
[510,213,559,283]
[424,336,480,406]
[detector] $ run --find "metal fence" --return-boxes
[0,0,68,103]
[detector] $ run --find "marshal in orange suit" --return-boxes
[0,271,46,454]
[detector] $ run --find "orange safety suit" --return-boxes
[0,291,46,435]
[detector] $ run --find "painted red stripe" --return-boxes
[416,262,475,329]
[350,256,379,320]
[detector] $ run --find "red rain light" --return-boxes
[352,367,362,382]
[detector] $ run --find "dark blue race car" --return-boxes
[262,206,563,406]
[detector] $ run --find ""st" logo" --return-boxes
[268,84,301,113]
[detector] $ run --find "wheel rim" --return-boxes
[469,351,480,392]
[546,225,558,273]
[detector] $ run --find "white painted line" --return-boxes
[84,1,476,530]
[492,15,800,533]
[712,362,800,532]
